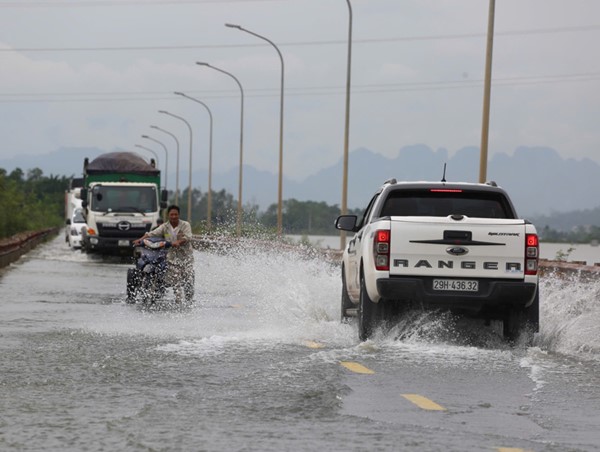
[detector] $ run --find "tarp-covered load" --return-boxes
[85,152,159,176]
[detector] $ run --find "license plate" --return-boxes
[433,279,478,292]
[118,240,130,247]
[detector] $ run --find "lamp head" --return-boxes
[141,134,149,138]
[158,110,167,114]
[196,62,210,67]
[225,23,242,30]
[174,91,183,96]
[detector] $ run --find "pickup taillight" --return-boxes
[374,229,390,271]
[525,233,539,275]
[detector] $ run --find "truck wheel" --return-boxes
[358,274,378,341]
[341,266,353,323]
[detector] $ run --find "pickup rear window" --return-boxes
[379,189,514,219]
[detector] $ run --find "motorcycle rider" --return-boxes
[134,205,194,303]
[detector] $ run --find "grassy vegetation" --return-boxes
[0,168,71,240]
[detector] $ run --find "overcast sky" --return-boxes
[1,0,599,182]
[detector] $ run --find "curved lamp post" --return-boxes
[225,23,285,236]
[340,0,353,249]
[141,134,168,194]
[151,125,180,205]
[196,61,244,237]
[134,144,160,170]
[174,91,214,231]
[158,110,194,223]
[479,0,496,183]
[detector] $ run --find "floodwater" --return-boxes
[0,234,599,451]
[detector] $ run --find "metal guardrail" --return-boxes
[0,228,59,269]
[538,258,600,280]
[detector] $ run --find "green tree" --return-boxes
[260,199,362,235]
[0,168,70,239]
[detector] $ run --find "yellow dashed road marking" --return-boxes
[340,361,375,374]
[401,393,446,411]
[304,341,324,349]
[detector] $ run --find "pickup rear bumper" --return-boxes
[376,277,537,313]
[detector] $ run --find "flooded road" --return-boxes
[1,234,599,451]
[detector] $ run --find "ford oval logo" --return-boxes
[446,246,468,256]
[117,221,131,231]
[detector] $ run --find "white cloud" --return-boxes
[0,0,599,181]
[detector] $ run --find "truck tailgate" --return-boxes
[388,217,527,279]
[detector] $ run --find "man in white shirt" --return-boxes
[135,205,194,303]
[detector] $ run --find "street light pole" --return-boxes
[196,61,245,237]
[479,0,496,183]
[158,110,194,223]
[174,91,214,231]
[225,23,285,236]
[340,0,353,250]
[134,144,160,168]
[151,125,180,205]
[141,134,168,193]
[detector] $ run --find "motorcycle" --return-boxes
[126,237,170,305]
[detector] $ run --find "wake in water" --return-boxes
[536,271,600,361]
[63,232,599,363]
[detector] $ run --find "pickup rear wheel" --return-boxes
[358,274,378,341]
[525,291,540,333]
[341,266,353,323]
[503,308,524,342]
[503,291,539,344]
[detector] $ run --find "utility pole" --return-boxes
[479,0,496,183]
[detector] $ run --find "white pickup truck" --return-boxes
[335,179,539,342]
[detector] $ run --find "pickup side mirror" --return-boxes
[66,219,71,225]
[335,215,358,232]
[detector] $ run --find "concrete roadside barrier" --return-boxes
[0,228,59,269]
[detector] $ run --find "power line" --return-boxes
[1,24,599,53]
[0,0,284,7]
[1,71,598,103]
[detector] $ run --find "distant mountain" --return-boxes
[2,144,599,219]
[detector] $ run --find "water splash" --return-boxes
[64,232,600,363]
[536,271,600,361]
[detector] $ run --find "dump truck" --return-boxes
[79,152,167,254]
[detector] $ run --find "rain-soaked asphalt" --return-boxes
[0,233,599,452]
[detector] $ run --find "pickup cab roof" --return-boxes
[374,180,519,220]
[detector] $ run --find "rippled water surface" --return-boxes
[1,234,599,451]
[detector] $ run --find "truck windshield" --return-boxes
[90,185,157,213]
[380,190,514,219]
